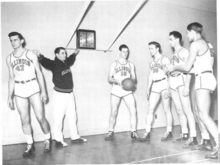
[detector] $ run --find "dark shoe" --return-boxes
[55,140,68,147]
[23,144,35,157]
[140,132,150,142]
[44,139,51,153]
[191,139,212,151]
[183,137,198,148]
[205,147,218,159]
[105,131,114,141]
[172,134,188,142]
[71,138,87,143]
[161,132,173,141]
[131,131,140,140]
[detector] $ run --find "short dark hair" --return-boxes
[119,44,129,51]
[8,32,26,47]
[169,31,182,42]
[54,47,66,55]
[148,41,161,53]
[187,22,203,34]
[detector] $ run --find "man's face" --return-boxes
[9,35,23,49]
[149,44,158,57]
[56,49,67,61]
[120,48,129,59]
[187,30,193,42]
[169,35,177,48]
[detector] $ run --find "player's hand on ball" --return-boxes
[41,92,48,104]
[182,87,189,97]
[8,98,15,110]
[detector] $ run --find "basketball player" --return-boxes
[168,31,198,147]
[165,22,218,159]
[6,32,51,157]
[140,41,173,142]
[105,44,139,140]
[33,47,87,147]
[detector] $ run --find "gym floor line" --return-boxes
[3,125,218,164]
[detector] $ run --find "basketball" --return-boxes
[122,78,136,91]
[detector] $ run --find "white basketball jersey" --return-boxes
[150,55,167,81]
[10,49,37,81]
[171,47,189,66]
[194,42,213,74]
[113,60,132,81]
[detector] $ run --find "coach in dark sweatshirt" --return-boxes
[35,47,87,147]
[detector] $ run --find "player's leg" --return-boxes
[66,93,87,143]
[15,96,35,157]
[105,95,121,140]
[29,93,51,152]
[140,92,160,142]
[123,94,139,139]
[161,90,173,141]
[170,89,188,141]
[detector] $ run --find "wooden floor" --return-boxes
[3,125,219,164]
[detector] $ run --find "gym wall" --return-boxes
[1,0,217,145]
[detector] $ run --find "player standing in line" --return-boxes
[168,31,198,147]
[105,44,139,140]
[140,41,173,142]
[33,48,87,147]
[165,22,218,159]
[6,32,51,157]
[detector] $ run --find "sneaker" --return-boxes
[131,131,140,140]
[105,131,114,141]
[140,132,150,142]
[55,140,68,147]
[44,139,51,153]
[23,144,35,157]
[161,132,173,141]
[183,137,198,148]
[191,139,212,151]
[172,134,188,142]
[205,147,218,159]
[71,138,87,143]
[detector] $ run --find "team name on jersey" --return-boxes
[115,66,131,74]
[151,63,164,70]
[11,58,31,69]
[62,69,71,76]
[171,55,179,64]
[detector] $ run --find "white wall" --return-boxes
[1,0,217,145]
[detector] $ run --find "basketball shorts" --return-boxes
[169,73,187,91]
[151,78,168,94]
[14,79,40,98]
[111,84,132,98]
[195,73,217,92]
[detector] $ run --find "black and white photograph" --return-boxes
[1,0,219,164]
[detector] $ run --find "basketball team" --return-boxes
[6,22,218,159]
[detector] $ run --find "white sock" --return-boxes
[131,129,136,132]
[25,134,33,144]
[201,133,210,140]
[61,141,68,147]
[146,125,151,132]
[167,126,172,132]
[182,128,188,134]
[109,129,114,132]
[44,132,51,140]
[190,131,196,137]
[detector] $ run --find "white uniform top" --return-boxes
[194,42,213,75]
[10,49,36,81]
[171,47,189,66]
[150,55,167,81]
[113,60,132,81]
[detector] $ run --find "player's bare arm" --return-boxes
[130,62,137,83]
[6,55,15,110]
[108,62,122,86]
[162,56,171,99]
[28,51,48,103]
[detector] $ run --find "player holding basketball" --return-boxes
[105,44,139,140]
[168,31,198,147]
[140,41,173,142]
[33,47,87,147]
[6,32,51,157]
[165,22,218,159]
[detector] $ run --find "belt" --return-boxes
[196,71,212,77]
[15,78,36,84]
[154,78,166,83]
[171,73,187,77]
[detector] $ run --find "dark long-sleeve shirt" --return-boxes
[38,53,76,93]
